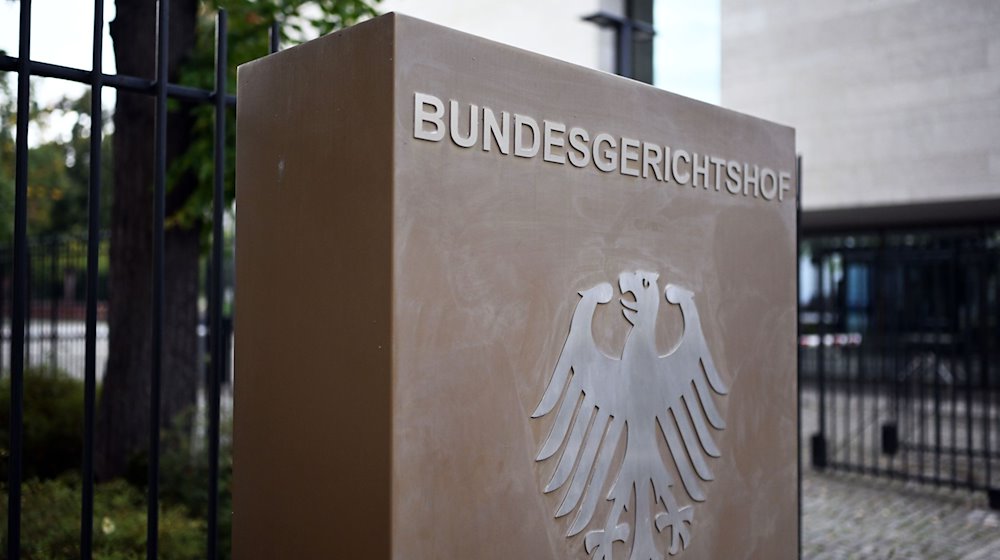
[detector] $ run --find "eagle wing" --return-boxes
[654,284,729,503]
[531,282,626,536]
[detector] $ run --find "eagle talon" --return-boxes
[656,506,693,555]
[584,522,630,559]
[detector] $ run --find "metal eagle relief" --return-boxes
[532,270,729,560]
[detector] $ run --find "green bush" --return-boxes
[160,416,233,559]
[1,476,204,560]
[0,367,84,481]
[127,412,233,560]
[0,369,233,558]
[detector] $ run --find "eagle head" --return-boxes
[618,270,660,327]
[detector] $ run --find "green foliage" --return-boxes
[0,368,235,557]
[0,367,84,482]
[123,411,234,559]
[0,369,210,557]
[168,0,381,231]
[0,78,113,243]
[160,413,233,559]
[39,92,114,239]
[0,74,20,244]
[0,477,204,560]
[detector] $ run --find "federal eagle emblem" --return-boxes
[532,270,729,559]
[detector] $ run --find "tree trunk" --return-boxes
[97,0,201,480]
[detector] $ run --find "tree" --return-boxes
[96,0,380,480]
[96,0,200,481]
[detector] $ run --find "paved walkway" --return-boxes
[801,387,1000,559]
[803,469,1000,559]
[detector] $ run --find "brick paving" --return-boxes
[801,387,1000,559]
[803,469,1000,559]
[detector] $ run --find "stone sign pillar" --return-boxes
[234,13,797,559]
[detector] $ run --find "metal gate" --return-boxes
[803,228,1000,507]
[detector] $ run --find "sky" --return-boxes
[654,0,720,104]
[0,0,721,139]
[0,0,118,143]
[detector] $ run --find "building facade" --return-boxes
[721,0,1000,228]
[376,0,622,76]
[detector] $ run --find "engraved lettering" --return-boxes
[483,107,510,154]
[514,114,540,158]
[593,133,618,173]
[710,156,726,191]
[568,127,591,168]
[743,163,759,197]
[642,143,664,181]
[760,167,778,200]
[692,153,710,189]
[672,149,691,185]
[411,92,793,203]
[779,171,792,202]
[449,100,478,148]
[662,146,671,182]
[620,137,641,177]
[725,160,742,194]
[543,120,567,164]
[413,92,445,142]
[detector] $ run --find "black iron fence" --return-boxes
[0,237,109,380]
[0,1,268,558]
[802,227,1000,508]
[0,234,233,386]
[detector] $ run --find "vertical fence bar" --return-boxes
[49,243,57,370]
[813,251,828,469]
[918,262,927,482]
[900,254,906,478]
[81,0,104,555]
[873,249,884,475]
[24,247,30,369]
[950,251,958,489]
[148,0,170,557]
[874,245,883,475]
[828,255,837,464]
[857,266,865,473]
[965,257,975,490]
[7,0,32,556]
[270,21,280,54]
[867,256,876,474]
[843,256,852,468]
[982,238,992,493]
[991,246,998,504]
[933,261,942,485]
[901,260,910,481]
[207,10,228,559]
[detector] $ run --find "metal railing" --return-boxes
[0,1,275,557]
